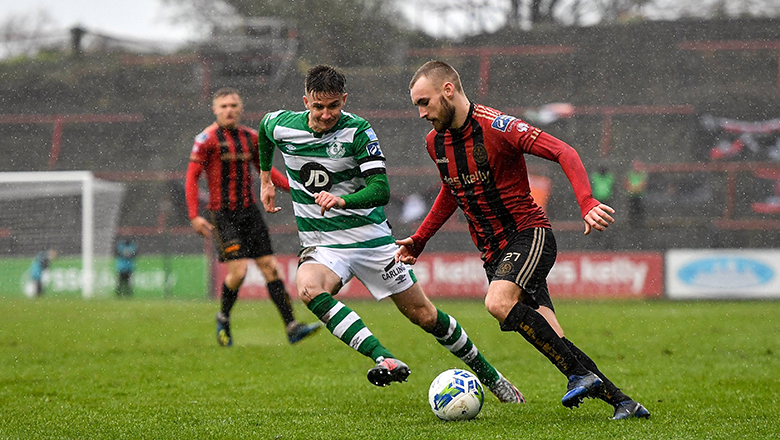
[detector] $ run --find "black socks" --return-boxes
[267,279,295,326]
[501,302,589,377]
[220,283,239,317]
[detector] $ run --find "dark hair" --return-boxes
[305,65,346,96]
[213,87,240,100]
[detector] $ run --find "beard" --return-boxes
[431,98,456,132]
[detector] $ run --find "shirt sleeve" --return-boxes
[185,160,204,220]
[409,183,459,258]
[185,130,212,219]
[526,131,600,218]
[340,123,390,208]
[250,123,290,192]
[258,114,275,172]
[189,129,211,164]
[341,174,390,209]
[353,124,386,177]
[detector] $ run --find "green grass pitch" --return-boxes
[1,297,778,439]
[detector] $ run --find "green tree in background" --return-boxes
[165,0,414,66]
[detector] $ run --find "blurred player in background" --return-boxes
[115,238,138,297]
[258,65,523,403]
[398,60,650,420]
[185,87,321,347]
[27,249,56,297]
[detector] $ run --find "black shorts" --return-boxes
[210,204,274,262]
[484,227,557,311]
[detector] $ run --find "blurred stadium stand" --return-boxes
[1,18,779,256]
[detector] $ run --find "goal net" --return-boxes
[0,171,125,297]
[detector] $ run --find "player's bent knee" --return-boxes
[227,262,248,280]
[484,295,510,323]
[256,256,279,276]
[298,287,316,304]
[411,307,438,331]
[224,277,244,291]
[296,279,329,304]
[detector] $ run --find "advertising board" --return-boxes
[666,249,780,299]
[220,251,664,300]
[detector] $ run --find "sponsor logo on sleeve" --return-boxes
[515,122,530,133]
[266,110,284,120]
[365,128,378,142]
[366,141,383,157]
[491,115,517,132]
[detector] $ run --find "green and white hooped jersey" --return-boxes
[259,109,394,249]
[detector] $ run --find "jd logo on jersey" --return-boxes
[301,162,333,193]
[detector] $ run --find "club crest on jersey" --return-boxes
[491,115,517,132]
[327,141,346,158]
[300,162,333,193]
[472,143,488,165]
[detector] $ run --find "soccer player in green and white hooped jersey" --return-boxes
[257,64,523,402]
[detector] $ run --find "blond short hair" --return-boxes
[409,60,463,93]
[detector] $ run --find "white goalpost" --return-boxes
[0,171,125,297]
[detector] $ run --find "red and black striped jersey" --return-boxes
[415,103,599,263]
[187,123,259,215]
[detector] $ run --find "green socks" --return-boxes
[430,309,500,387]
[307,292,393,361]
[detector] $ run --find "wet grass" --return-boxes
[0,297,778,439]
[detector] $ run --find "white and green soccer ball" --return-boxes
[428,369,484,421]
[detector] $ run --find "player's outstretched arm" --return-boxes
[260,170,281,213]
[395,237,418,265]
[395,184,458,264]
[583,203,615,235]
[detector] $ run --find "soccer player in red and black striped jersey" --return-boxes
[397,61,649,420]
[185,87,320,347]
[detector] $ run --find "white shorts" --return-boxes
[299,244,417,301]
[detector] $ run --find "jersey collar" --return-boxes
[449,102,475,134]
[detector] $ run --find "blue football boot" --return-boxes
[562,372,603,408]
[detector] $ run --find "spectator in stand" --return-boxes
[591,165,615,205]
[624,163,648,228]
[590,165,616,249]
[185,87,321,347]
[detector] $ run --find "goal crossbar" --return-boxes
[0,171,122,297]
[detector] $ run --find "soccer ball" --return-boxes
[428,369,484,421]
